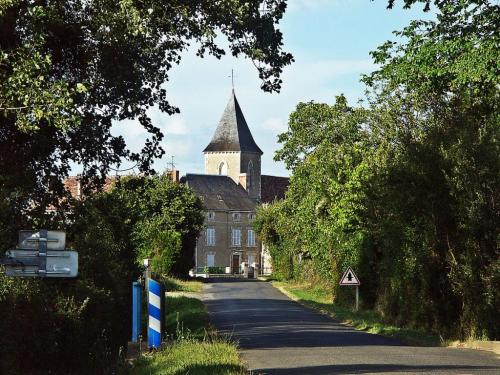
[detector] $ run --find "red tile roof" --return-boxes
[64,175,119,199]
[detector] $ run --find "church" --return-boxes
[181,90,288,275]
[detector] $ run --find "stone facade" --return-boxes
[195,210,260,272]
[183,90,289,275]
[204,151,262,201]
[239,152,261,200]
[204,151,241,181]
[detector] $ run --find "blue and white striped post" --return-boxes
[148,278,163,349]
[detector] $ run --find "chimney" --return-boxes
[239,173,248,191]
[166,169,180,183]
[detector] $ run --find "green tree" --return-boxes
[0,189,142,375]
[268,96,372,298]
[362,0,499,337]
[264,0,499,339]
[0,174,204,374]
[254,201,294,280]
[112,175,204,276]
[0,0,293,237]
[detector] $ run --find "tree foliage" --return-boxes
[114,175,205,276]
[260,0,499,339]
[0,0,293,235]
[0,189,141,375]
[0,174,203,374]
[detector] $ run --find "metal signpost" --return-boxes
[131,281,142,343]
[0,230,78,278]
[339,266,360,311]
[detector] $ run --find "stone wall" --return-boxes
[204,151,241,182]
[240,152,261,200]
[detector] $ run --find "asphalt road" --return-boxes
[201,279,500,375]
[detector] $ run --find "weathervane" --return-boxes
[167,155,175,171]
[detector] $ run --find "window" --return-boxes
[231,228,241,246]
[247,229,256,247]
[218,162,228,175]
[206,227,215,246]
[232,212,241,222]
[247,161,253,188]
[207,212,215,220]
[248,213,256,220]
[207,254,215,267]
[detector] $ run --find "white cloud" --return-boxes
[260,117,288,133]
[103,47,372,178]
[162,137,193,158]
[110,119,148,154]
[164,116,188,135]
[146,44,372,176]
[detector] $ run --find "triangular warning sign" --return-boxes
[339,267,360,285]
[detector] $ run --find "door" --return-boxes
[207,254,215,267]
[232,254,240,274]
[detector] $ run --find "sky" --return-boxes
[109,0,434,178]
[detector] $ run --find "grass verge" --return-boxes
[129,295,246,375]
[163,276,203,293]
[130,340,245,375]
[272,280,443,347]
[165,296,209,341]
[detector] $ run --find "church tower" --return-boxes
[203,90,262,201]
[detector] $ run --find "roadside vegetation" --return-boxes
[130,340,245,375]
[256,1,499,343]
[0,175,204,375]
[164,276,203,293]
[273,280,442,346]
[130,279,246,375]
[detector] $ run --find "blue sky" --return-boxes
[110,1,434,178]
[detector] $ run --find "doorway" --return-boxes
[232,254,240,274]
[248,253,255,267]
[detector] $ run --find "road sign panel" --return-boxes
[339,266,360,285]
[18,230,66,250]
[4,249,78,277]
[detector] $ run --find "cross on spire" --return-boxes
[229,69,235,90]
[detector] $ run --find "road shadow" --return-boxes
[201,281,500,374]
[253,363,500,374]
[206,277,261,283]
[204,297,403,350]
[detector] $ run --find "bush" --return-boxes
[113,175,204,277]
[0,174,205,374]
[0,192,140,374]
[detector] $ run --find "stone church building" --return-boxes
[63,90,288,275]
[181,91,288,274]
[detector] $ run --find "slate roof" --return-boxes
[261,175,290,203]
[182,174,257,211]
[203,90,263,154]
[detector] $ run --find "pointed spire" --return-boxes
[203,91,263,154]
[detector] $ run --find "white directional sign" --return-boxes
[18,230,66,250]
[339,266,360,285]
[2,229,79,278]
[4,249,78,278]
